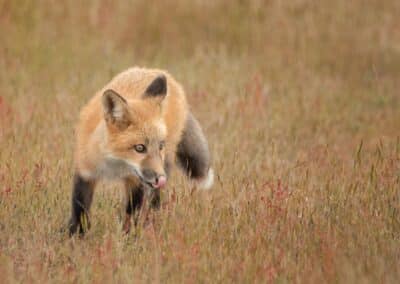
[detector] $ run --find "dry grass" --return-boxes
[0,0,400,283]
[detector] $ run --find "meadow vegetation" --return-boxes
[0,0,399,282]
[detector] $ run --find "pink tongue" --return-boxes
[154,176,167,188]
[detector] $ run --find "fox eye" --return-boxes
[134,144,146,153]
[159,141,165,151]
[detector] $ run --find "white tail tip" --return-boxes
[198,168,214,190]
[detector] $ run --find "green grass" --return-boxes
[0,0,399,282]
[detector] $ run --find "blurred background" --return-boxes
[0,1,399,282]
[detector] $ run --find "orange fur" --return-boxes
[74,67,188,181]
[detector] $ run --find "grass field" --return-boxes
[0,0,400,283]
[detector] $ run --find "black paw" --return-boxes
[68,217,90,237]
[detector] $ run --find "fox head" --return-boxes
[101,75,168,188]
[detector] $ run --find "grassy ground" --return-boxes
[0,0,399,283]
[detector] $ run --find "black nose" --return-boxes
[142,169,155,180]
[142,169,166,188]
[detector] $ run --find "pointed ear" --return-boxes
[143,75,167,99]
[102,89,130,128]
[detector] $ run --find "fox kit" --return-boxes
[69,67,213,236]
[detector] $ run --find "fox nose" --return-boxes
[142,169,167,188]
[154,175,167,188]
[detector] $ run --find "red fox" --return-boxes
[69,67,213,236]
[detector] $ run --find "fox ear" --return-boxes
[143,75,167,99]
[102,89,130,128]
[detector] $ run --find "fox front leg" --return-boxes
[123,179,145,233]
[123,178,163,233]
[68,174,96,236]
